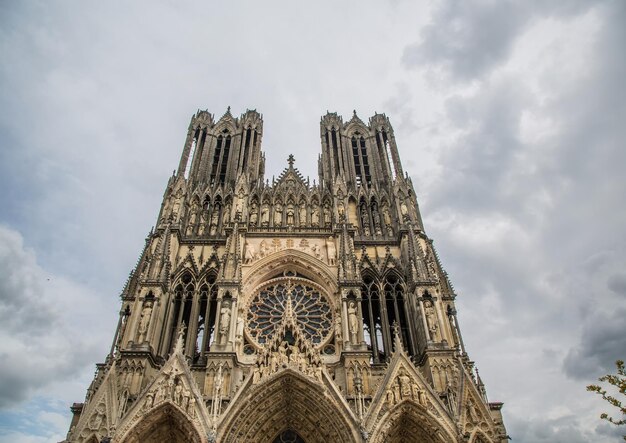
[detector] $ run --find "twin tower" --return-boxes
[65,108,508,443]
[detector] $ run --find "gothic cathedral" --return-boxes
[64,109,508,443]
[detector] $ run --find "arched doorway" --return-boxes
[117,403,202,443]
[370,401,456,443]
[219,370,359,443]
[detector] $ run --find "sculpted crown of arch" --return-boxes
[364,340,458,443]
[114,333,211,443]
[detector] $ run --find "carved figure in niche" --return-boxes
[360,205,370,235]
[188,396,196,417]
[398,370,412,398]
[219,302,231,342]
[382,204,392,227]
[235,314,244,346]
[223,201,231,224]
[156,380,166,403]
[299,202,307,226]
[413,383,426,405]
[198,212,206,236]
[261,203,270,226]
[235,189,245,217]
[334,315,342,342]
[244,242,256,264]
[323,202,331,226]
[143,390,155,411]
[348,301,359,344]
[326,237,337,265]
[182,388,190,410]
[278,342,288,367]
[337,199,345,219]
[311,206,320,226]
[274,203,283,226]
[137,301,153,343]
[188,199,199,226]
[259,240,270,257]
[210,204,220,234]
[311,243,321,260]
[424,300,440,341]
[174,380,183,405]
[171,189,183,220]
[466,399,479,423]
[88,403,106,430]
[372,204,382,235]
[249,201,258,225]
[400,201,409,220]
[286,203,295,226]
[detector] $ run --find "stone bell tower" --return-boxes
[64,108,507,443]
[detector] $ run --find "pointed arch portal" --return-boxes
[118,403,202,443]
[370,401,455,443]
[219,370,359,443]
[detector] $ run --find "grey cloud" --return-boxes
[0,226,110,408]
[509,414,602,443]
[608,274,626,295]
[562,306,626,380]
[402,0,603,81]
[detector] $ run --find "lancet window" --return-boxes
[384,273,412,352]
[375,128,397,181]
[361,273,412,362]
[168,272,195,353]
[351,133,370,186]
[326,128,344,175]
[241,127,256,171]
[194,273,218,362]
[210,129,232,186]
[361,274,386,363]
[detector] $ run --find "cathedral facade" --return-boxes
[64,109,508,443]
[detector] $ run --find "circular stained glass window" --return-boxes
[247,278,333,347]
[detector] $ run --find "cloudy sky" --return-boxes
[0,1,624,441]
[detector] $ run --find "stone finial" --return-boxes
[287,154,295,167]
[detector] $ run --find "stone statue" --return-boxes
[311,243,321,260]
[261,203,270,226]
[138,302,153,342]
[382,205,392,226]
[249,201,258,225]
[323,203,331,226]
[348,301,359,344]
[274,203,283,226]
[311,206,320,226]
[244,242,256,264]
[174,381,183,405]
[424,300,440,341]
[219,303,231,340]
[211,204,220,226]
[235,189,245,216]
[299,202,307,225]
[235,315,244,345]
[337,200,345,218]
[400,201,409,220]
[398,370,412,398]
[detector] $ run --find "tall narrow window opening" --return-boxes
[185,129,199,179]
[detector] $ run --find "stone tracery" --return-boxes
[65,109,508,443]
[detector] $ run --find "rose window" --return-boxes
[247,279,333,347]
